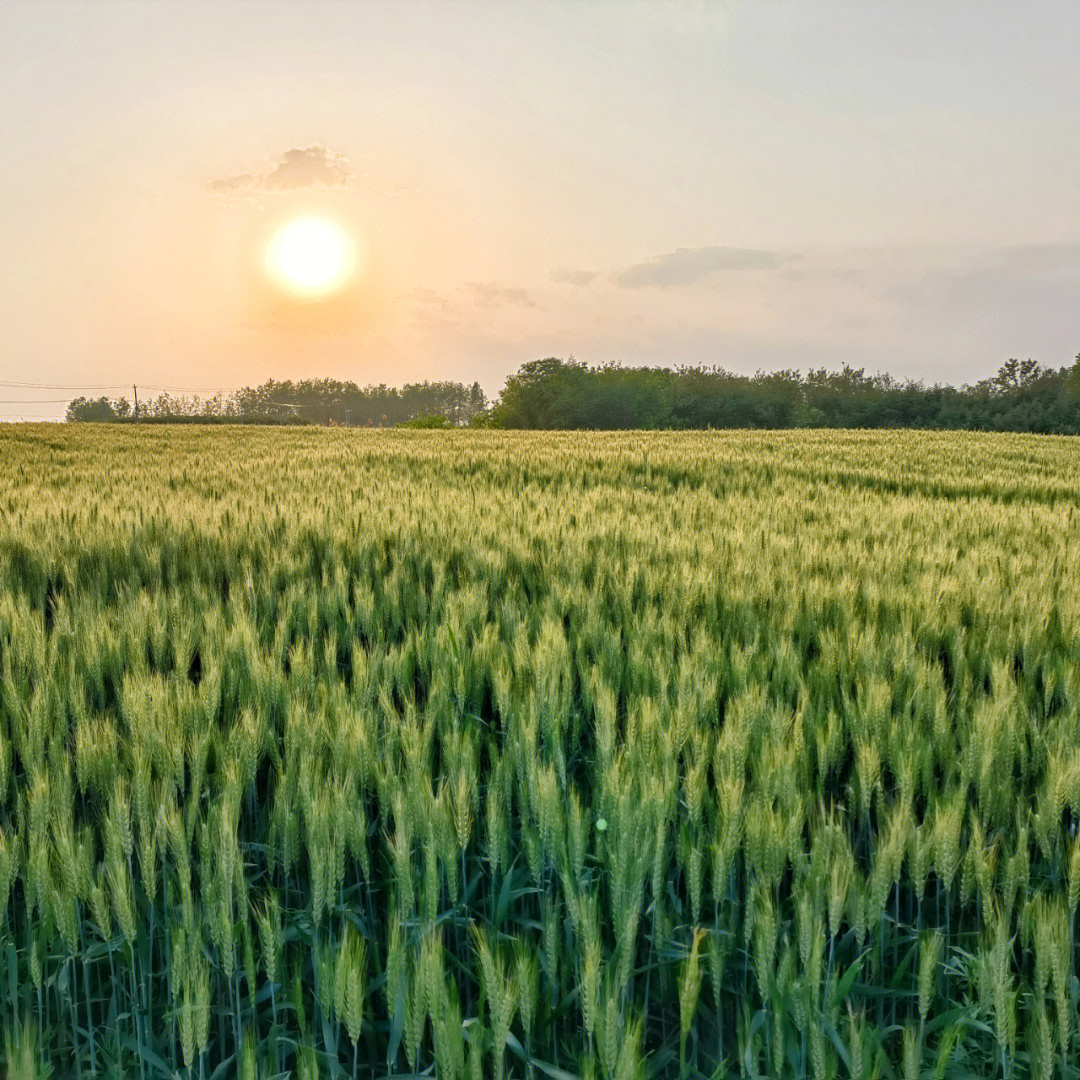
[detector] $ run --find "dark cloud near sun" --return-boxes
[210,145,352,194]
[551,268,599,286]
[614,246,779,287]
[466,283,536,308]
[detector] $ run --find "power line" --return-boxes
[0,380,129,390]
[0,393,303,408]
[0,385,380,420]
[139,385,240,394]
[0,381,395,398]
[0,380,242,394]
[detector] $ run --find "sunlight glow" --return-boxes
[265,217,355,298]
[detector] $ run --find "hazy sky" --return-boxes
[2,1,1078,417]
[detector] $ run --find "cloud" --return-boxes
[551,268,599,286]
[207,174,252,193]
[870,245,1080,367]
[406,287,450,308]
[614,246,779,287]
[465,283,536,308]
[404,288,456,330]
[210,145,352,194]
[991,244,1080,275]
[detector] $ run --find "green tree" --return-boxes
[66,396,126,421]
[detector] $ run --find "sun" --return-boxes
[266,217,355,298]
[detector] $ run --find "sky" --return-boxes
[1,1,1078,418]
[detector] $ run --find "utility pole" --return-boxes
[132,385,139,419]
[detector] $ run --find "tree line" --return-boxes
[484,355,1080,433]
[67,355,1080,433]
[67,378,488,426]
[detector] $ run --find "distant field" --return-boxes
[2,425,1080,1078]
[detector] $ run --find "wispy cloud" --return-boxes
[551,268,599,286]
[614,246,779,287]
[466,283,536,308]
[209,145,353,194]
[406,287,450,309]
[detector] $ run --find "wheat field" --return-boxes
[1,425,1079,1079]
